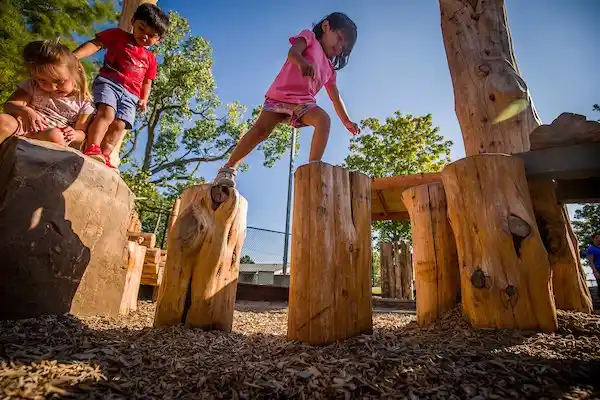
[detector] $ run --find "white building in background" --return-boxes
[239,264,289,287]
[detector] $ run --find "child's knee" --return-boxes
[0,113,18,135]
[95,105,116,122]
[314,111,331,129]
[46,128,66,145]
[110,119,127,131]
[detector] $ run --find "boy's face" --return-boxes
[593,235,600,246]
[131,19,161,47]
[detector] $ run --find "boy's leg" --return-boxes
[0,114,20,145]
[214,110,286,187]
[101,119,127,158]
[298,106,331,162]
[86,104,116,153]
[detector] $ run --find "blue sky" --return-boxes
[147,0,599,233]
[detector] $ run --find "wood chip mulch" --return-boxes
[1,301,599,399]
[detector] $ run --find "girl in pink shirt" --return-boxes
[213,12,359,187]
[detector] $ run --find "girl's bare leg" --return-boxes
[298,106,331,162]
[0,114,19,144]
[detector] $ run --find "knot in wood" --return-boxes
[476,64,490,77]
[471,269,486,289]
[505,285,517,297]
[508,214,531,238]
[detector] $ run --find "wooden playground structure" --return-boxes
[1,0,599,348]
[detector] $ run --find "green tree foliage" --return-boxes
[572,105,600,258]
[120,13,294,244]
[573,205,600,255]
[240,255,255,264]
[0,0,117,102]
[344,111,453,243]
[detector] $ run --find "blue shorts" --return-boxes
[92,76,139,129]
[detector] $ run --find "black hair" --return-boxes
[133,3,170,37]
[312,12,357,70]
[593,233,600,239]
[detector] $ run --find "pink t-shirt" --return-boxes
[265,29,337,104]
[19,79,95,128]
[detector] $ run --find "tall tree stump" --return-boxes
[440,0,588,315]
[380,241,414,300]
[288,162,372,345]
[441,154,557,332]
[154,184,247,331]
[529,181,592,313]
[0,138,134,319]
[402,183,459,327]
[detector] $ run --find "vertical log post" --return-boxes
[402,183,460,327]
[529,181,593,312]
[154,184,247,331]
[380,242,391,298]
[398,241,414,300]
[442,154,557,332]
[439,0,589,314]
[287,162,372,345]
[119,242,146,315]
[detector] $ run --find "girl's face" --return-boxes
[320,21,348,58]
[33,64,75,97]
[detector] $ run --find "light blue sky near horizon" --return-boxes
[141,0,598,234]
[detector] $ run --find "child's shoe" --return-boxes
[83,144,106,163]
[213,166,237,188]
[103,154,117,169]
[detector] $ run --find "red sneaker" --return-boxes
[103,154,117,169]
[83,144,105,162]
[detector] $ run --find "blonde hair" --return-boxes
[23,39,91,101]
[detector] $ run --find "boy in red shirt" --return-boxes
[74,3,169,167]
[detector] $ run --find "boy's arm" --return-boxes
[138,79,153,112]
[325,83,360,135]
[73,39,102,59]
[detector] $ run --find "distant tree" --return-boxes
[0,0,117,102]
[240,255,255,264]
[344,111,453,243]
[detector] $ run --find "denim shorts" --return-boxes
[92,76,139,129]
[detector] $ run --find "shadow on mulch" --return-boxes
[1,304,599,399]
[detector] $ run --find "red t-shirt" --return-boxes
[95,28,157,97]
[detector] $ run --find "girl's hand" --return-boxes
[22,108,48,133]
[344,120,360,135]
[298,59,315,78]
[138,99,148,113]
[60,126,76,144]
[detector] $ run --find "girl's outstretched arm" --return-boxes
[325,83,360,135]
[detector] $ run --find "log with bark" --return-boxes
[439,0,588,314]
[120,241,146,315]
[380,241,414,300]
[402,183,460,327]
[0,138,134,319]
[154,184,247,331]
[441,154,557,332]
[287,162,372,345]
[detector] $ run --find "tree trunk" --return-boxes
[168,198,181,234]
[398,241,414,300]
[120,242,146,315]
[402,183,460,327]
[529,180,593,313]
[154,184,247,331]
[0,138,134,319]
[439,0,587,314]
[287,162,372,345]
[441,154,557,332]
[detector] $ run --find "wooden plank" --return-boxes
[372,211,410,221]
[515,142,600,181]
[555,178,600,204]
